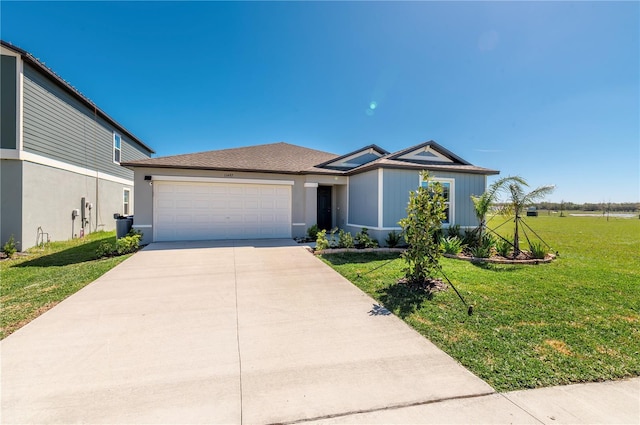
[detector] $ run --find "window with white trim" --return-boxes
[420,177,454,225]
[113,132,122,164]
[123,188,131,215]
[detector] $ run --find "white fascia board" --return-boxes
[0,149,133,186]
[151,175,295,186]
[378,168,384,228]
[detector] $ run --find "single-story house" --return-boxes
[123,141,498,245]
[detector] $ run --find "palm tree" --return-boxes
[500,179,555,255]
[471,176,526,238]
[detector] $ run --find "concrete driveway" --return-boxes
[2,240,526,424]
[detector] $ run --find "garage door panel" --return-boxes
[154,181,292,241]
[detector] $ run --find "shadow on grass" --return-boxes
[321,252,401,265]
[15,239,108,268]
[377,282,432,319]
[470,262,520,273]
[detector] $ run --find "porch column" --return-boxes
[304,182,318,229]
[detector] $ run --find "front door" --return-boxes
[317,186,332,230]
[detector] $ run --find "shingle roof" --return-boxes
[123,141,499,175]
[122,142,341,174]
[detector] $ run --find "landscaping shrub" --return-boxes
[385,230,401,248]
[3,235,17,258]
[307,224,319,241]
[315,229,330,250]
[469,234,495,258]
[355,228,378,249]
[446,224,461,239]
[496,238,513,257]
[337,229,354,248]
[96,241,115,258]
[462,228,478,247]
[529,241,547,259]
[116,235,140,255]
[440,236,463,255]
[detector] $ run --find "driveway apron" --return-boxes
[2,240,495,424]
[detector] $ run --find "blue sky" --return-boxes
[2,1,638,203]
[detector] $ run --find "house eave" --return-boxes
[1,40,155,155]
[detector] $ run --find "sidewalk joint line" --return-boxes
[498,392,546,425]
[233,245,244,425]
[269,391,496,425]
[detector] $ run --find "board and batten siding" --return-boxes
[1,55,17,149]
[348,169,378,227]
[21,63,150,180]
[382,169,486,228]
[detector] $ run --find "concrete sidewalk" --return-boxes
[1,240,638,424]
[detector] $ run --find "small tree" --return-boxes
[471,176,526,238]
[399,171,447,284]
[499,179,555,255]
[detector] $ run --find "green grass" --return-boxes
[0,231,131,339]
[322,215,640,391]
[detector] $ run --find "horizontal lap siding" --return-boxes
[382,169,486,228]
[348,170,378,227]
[22,63,149,179]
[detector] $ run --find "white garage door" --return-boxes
[154,181,292,241]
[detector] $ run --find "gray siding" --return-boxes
[348,170,378,227]
[22,63,150,180]
[1,160,23,250]
[1,55,17,149]
[382,169,486,228]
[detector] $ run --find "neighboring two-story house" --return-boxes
[1,41,154,251]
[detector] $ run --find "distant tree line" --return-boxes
[536,202,639,212]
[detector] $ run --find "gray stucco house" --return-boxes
[123,141,498,245]
[1,41,154,250]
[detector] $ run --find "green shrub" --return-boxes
[462,229,479,247]
[470,234,495,258]
[337,229,355,248]
[440,236,463,255]
[3,235,17,258]
[307,224,319,241]
[355,228,378,249]
[446,224,462,239]
[96,241,115,258]
[496,238,513,257]
[116,233,141,255]
[385,230,401,248]
[529,241,547,259]
[315,229,330,251]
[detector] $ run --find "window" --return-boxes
[420,177,454,224]
[123,188,131,215]
[113,132,121,164]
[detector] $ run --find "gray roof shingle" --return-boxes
[122,142,340,174]
[122,141,499,176]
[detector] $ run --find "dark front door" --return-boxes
[317,186,332,230]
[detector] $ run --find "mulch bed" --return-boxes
[444,252,556,264]
[397,277,448,294]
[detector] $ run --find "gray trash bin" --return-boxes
[116,216,133,239]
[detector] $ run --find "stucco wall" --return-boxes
[20,161,132,249]
[1,160,23,250]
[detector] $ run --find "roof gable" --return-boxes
[316,144,388,170]
[387,141,471,165]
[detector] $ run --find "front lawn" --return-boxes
[321,215,640,391]
[0,231,131,339]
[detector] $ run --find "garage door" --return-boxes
[154,181,291,241]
